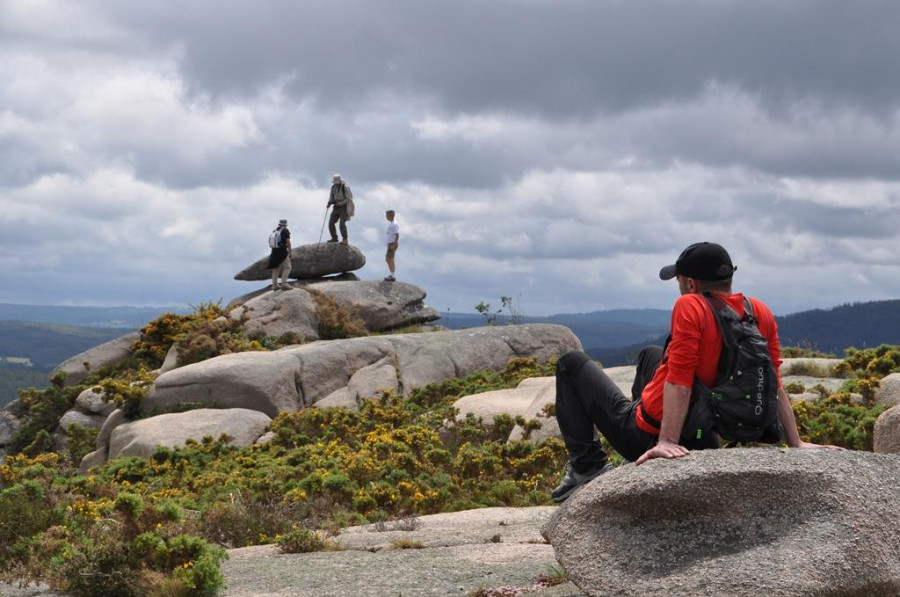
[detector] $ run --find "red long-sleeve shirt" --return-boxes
[636,292,783,435]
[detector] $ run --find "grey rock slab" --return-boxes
[52,331,140,386]
[145,325,581,418]
[230,287,320,341]
[144,350,311,417]
[874,405,900,454]
[225,273,361,309]
[74,387,117,417]
[453,386,542,425]
[220,507,567,597]
[158,344,180,374]
[79,448,107,473]
[509,379,560,443]
[96,408,127,454]
[108,408,272,460]
[234,243,366,281]
[57,409,105,432]
[308,279,441,330]
[875,372,900,407]
[336,506,555,550]
[543,448,900,597]
[395,325,582,395]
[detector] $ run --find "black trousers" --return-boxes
[555,347,662,473]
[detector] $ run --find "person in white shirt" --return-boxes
[384,210,400,282]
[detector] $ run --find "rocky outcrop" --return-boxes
[875,372,900,407]
[52,332,140,386]
[229,287,320,341]
[453,384,544,428]
[305,280,441,331]
[543,448,900,597]
[228,281,440,343]
[874,405,900,454]
[234,243,366,281]
[143,325,581,418]
[221,507,577,597]
[108,408,272,460]
[225,273,360,309]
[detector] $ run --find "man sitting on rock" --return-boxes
[551,242,841,503]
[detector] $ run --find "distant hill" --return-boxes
[440,309,671,350]
[0,321,128,368]
[776,299,900,355]
[0,303,188,328]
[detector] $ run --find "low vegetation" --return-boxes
[2,300,898,595]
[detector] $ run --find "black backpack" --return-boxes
[681,293,783,445]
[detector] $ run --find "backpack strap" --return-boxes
[701,292,742,383]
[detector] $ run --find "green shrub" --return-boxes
[276,527,326,554]
[782,381,806,394]
[64,423,99,468]
[9,372,80,455]
[0,480,60,568]
[199,492,306,548]
[792,393,888,451]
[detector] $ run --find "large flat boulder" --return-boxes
[108,408,272,460]
[143,324,581,418]
[543,448,900,597]
[228,281,440,342]
[234,243,366,281]
[52,332,140,386]
[230,287,320,341]
[307,280,441,331]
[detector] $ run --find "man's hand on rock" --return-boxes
[636,440,689,465]
[795,440,846,450]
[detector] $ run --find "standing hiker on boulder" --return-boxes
[551,241,842,503]
[384,209,400,281]
[267,219,292,292]
[327,173,354,245]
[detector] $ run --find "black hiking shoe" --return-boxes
[327,238,339,243]
[551,461,612,503]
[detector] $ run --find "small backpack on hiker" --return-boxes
[680,293,783,446]
[268,228,283,249]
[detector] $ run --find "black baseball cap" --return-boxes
[659,242,736,281]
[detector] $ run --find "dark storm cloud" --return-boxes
[105,0,900,118]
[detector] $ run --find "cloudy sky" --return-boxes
[2,0,899,317]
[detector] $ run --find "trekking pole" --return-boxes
[317,205,330,243]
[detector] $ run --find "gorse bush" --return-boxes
[792,393,889,451]
[132,300,287,369]
[832,344,900,403]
